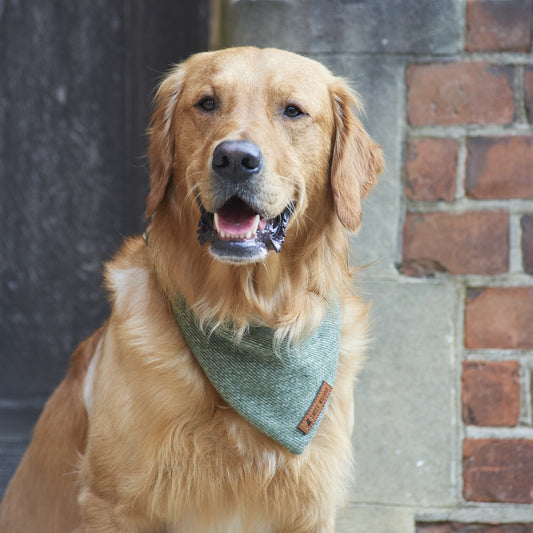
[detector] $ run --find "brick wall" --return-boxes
[402,0,533,527]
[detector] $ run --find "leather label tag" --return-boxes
[298,381,333,434]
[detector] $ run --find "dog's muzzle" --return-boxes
[197,140,295,263]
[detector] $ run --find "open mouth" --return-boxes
[197,197,294,262]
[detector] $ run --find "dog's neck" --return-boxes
[147,201,351,339]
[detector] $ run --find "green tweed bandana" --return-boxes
[174,294,340,455]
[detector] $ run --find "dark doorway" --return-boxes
[0,0,209,495]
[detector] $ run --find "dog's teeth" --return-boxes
[251,215,259,235]
[214,213,260,240]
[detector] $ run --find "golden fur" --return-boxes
[0,47,382,532]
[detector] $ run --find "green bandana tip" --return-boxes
[173,294,340,455]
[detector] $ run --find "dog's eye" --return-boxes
[283,104,304,118]
[197,97,217,112]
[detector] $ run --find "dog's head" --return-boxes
[146,47,382,265]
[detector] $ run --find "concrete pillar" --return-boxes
[216,1,463,530]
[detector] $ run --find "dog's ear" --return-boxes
[146,66,185,219]
[330,80,383,232]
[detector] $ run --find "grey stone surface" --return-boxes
[417,505,533,523]
[351,279,458,507]
[219,0,463,54]
[337,504,414,533]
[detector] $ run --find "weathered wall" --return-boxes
[218,0,533,530]
[0,0,208,494]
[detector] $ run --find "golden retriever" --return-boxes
[0,47,382,532]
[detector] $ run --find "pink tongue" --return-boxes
[216,202,258,234]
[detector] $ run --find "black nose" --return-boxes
[212,140,263,181]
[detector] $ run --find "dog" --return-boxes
[0,47,382,532]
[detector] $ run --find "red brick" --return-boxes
[465,0,532,52]
[522,215,533,274]
[402,211,509,276]
[466,137,533,199]
[462,361,520,427]
[463,439,533,503]
[465,287,533,349]
[404,138,457,201]
[407,63,514,126]
[525,67,533,123]
[417,523,533,533]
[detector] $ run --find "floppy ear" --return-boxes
[146,66,185,219]
[330,80,383,232]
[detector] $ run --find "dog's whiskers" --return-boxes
[183,180,202,206]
